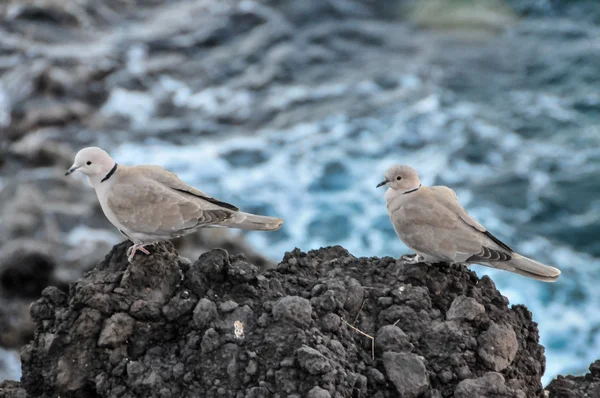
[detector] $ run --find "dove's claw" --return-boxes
[127,243,151,262]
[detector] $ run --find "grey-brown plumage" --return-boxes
[379,165,561,282]
[104,165,281,236]
[66,147,283,262]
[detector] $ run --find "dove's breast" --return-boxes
[93,179,133,238]
[385,187,418,214]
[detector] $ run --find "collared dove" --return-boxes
[66,147,283,262]
[377,165,561,282]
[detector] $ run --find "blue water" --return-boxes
[0,348,20,383]
[109,85,600,384]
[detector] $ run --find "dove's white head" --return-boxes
[377,164,421,193]
[65,147,117,187]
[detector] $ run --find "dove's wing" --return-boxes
[392,199,480,262]
[422,186,559,279]
[392,188,512,263]
[429,186,486,231]
[106,168,236,238]
[133,165,239,211]
[429,186,513,252]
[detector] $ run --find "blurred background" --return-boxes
[1,0,599,386]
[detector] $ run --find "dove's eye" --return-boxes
[396,176,402,181]
[86,161,92,165]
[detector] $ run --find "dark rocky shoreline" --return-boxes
[0,242,595,397]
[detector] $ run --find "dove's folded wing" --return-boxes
[430,186,513,252]
[393,199,483,263]
[133,165,239,211]
[106,176,234,236]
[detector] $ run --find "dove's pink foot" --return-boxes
[127,243,151,262]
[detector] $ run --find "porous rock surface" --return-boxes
[0,380,27,398]
[546,360,600,398]
[14,242,548,397]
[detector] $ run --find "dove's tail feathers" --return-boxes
[224,212,283,231]
[488,253,561,282]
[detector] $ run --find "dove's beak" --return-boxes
[65,166,80,176]
[376,179,389,188]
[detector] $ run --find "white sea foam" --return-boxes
[101,88,155,128]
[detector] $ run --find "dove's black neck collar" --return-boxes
[101,163,118,183]
[403,184,421,195]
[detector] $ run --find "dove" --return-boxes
[377,165,561,282]
[65,147,283,262]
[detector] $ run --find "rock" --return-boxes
[455,372,522,398]
[14,244,547,397]
[40,286,67,307]
[0,296,35,349]
[219,300,239,313]
[162,290,198,321]
[382,352,429,398]
[296,346,331,375]
[0,380,28,398]
[192,249,229,283]
[320,313,341,332]
[307,386,331,398]
[391,284,432,312]
[379,304,432,340]
[477,322,519,372]
[367,367,386,385]
[375,325,413,353]
[8,128,72,167]
[0,243,56,298]
[0,243,66,350]
[98,313,136,348]
[192,298,217,329]
[421,320,467,359]
[272,296,312,327]
[200,328,221,355]
[546,359,600,398]
[447,295,485,321]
